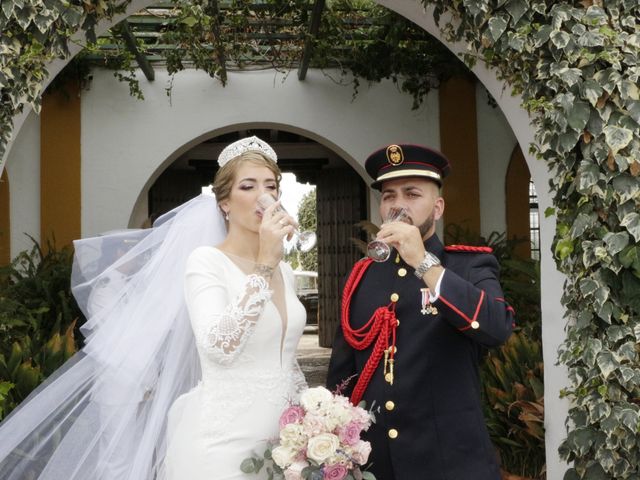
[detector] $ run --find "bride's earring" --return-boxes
[224,210,230,221]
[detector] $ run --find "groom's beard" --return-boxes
[417,210,436,238]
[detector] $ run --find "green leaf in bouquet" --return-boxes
[302,466,323,480]
[240,458,260,474]
[361,472,376,480]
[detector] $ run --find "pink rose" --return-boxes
[323,464,348,480]
[350,440,372,465]
[280,406,305,429]
[284,460,309,480]
[337,421,361,446]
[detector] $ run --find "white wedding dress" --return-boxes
[164,246,307,480]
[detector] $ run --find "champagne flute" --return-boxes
[257,193,317,253]
[367,207,409,262]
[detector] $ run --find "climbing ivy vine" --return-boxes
[1,0,640,477]
[420,1,640,478]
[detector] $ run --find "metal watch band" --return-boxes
[414,251,441,278]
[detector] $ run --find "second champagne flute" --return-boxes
[367,207,409,262]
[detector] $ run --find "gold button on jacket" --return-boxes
[388,428,398,439]
[390,293,400,302]
[385,400,395,411]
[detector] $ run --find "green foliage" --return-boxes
[482,332,545,479]
[0,238,83,420]
[297,190,317,272]
[0,0,132,158]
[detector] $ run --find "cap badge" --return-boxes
[386,145,404,166]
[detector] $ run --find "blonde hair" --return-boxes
[212,151,282,207]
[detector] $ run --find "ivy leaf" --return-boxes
[582,338,602,367]
[618,408,639,432]
[61,5,83,26]
[626,100,640,124]
[619,80,639,101]
[603,231,629,256]
[579,278,599,296]
[619,245,640,275]
[577,162,600,193]
[596,351,617,379]
[620,212,640,242]
[534,25,552,47]
[505,0,528,24]
[555,238,574,260]
[578,30,605,47]
[551,30,571,49]
[583,6,608,26]
[567,101,590,132]
[181,16,198,27]
[1,1,14,19]
[603,126,633,155]
[593,68,622,95]
[487,16,508,43]
[612,175,637,203]
[554,131,580,154]
[565,427,597,456]
[581,79,604,108]
[622,271,640,313]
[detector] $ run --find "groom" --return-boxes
[327,143,514,479]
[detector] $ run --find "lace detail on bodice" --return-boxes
[195,274,272,365]
[199,366,300,435]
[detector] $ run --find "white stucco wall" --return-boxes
[5,111,40,257]
[80,68,440,236]
[476,83,517,239]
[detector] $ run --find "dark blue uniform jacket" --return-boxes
[327,234,514,480]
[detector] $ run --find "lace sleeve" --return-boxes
[184,248,273,365]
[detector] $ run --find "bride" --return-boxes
[0,136,308,480]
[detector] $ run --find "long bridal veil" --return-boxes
[0,194,227,480]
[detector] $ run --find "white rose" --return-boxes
[322,403,351,430]
[271,446,297,469]
[300,387,333,412]
[306,433,340,464]
[279,423,307,450]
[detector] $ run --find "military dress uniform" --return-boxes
[326,143,515,480]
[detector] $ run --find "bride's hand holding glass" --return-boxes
[257,199,296,266]
[257,193,317,253]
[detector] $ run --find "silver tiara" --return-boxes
[217,136,278,167]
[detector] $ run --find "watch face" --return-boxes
[426,252,440,266]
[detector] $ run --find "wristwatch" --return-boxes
[414,251,441,279]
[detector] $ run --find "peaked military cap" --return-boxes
[365,143,451,190]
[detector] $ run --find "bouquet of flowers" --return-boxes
[241,386,376,480]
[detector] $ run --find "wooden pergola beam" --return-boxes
[120,21,155,82]
[297,0,326,81]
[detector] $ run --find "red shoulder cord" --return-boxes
[341,258,399,406]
